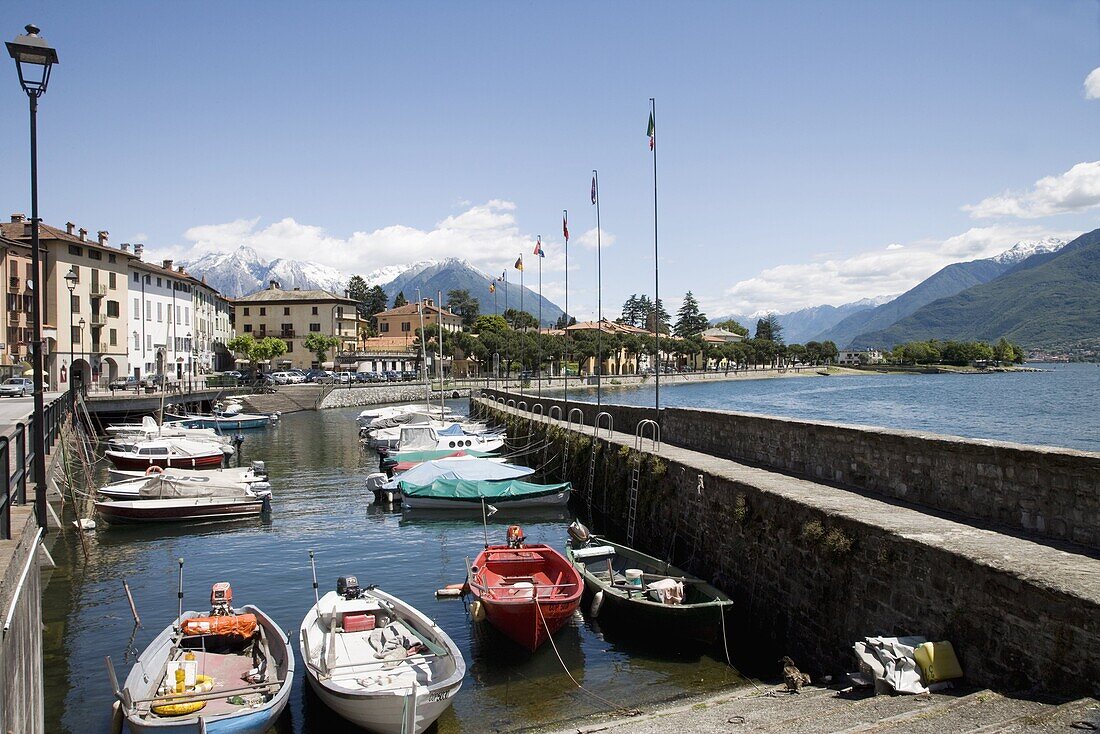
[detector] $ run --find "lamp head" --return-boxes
[7,24,58,98]
[78,317,85,328]
[63,267,77,290]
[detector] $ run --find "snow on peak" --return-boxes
[991,237,1066,265]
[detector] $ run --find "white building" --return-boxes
[837,349,884,366]
[128,252,195,380]
[191,277,235,373]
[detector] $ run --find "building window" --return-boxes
[283,307,290,316]
[133,298,140,318]
[68,245,82,256]
[243,324,253,333]
[401,322,411,332]
[106,300,119,317]
[109,272,116,289]
[380,322,389,333]
[133,272,139,282]
[146,300,152,320]
[89,249,102,261]
[311,306,318,315]
[184,308,189,325]
[71,326,80,343]
[109,328,117,346]
[156,277,162,287]
[259,307,266,316]
[309,323,321,332]
[157,303,163,322]
[108,253,116,263]
[70,295,80,313]
[134,333,140,349]
[147,334,152,350]
[285,341,293,352]
[281,323,293,334]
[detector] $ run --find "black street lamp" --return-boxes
[77,317,85,389]
[64,267,76,389]
[8,23,58,529]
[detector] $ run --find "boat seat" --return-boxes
[572,545,617,560]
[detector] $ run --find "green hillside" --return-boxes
[850,229,1100,350]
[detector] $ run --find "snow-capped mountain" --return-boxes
[180,245,346,297]
[990,237,1066,265]
[363,260,438,288]
[712,294,897,344]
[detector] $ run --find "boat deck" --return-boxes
[141,648,262,720]
[314,620,439,693]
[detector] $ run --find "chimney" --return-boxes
[293,287,301,291]
[268,280,279,289]
[78,228,87,241]
[9,214,25,223]
[97,230,108,245]
[65,222,75,234]
[134,243,144,259]
[120,243,131,252]
[177,266,184,274]
[162,259,173,270]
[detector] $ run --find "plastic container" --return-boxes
[511,581,535,600]
[343,613,377,633]
[914,641,964,683]
[625,569,644,587]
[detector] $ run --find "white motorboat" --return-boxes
[357,404,453,427]
[105,438,229,471]
[105,416,225,442]
[94,475,270,524]
[98,473,271,501]
[107,462,268,484]
[397,424,504,454]
[300,574,464,734]
[363,416,499,449]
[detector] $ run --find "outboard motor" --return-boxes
[336,576,362,599]
[250,460,267,478]
[568,520,592,549]
[210,582,233,616]
[506,525,526,549]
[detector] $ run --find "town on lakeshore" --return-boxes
[0,5,1097,734]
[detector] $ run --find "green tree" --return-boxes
[347,275,370,310]
[673,291,709,337]
[393,291,408,308]
[993,337,1016,364]
[502,308,537,330]
[713,318,749,336]
[304,332,340,364]
[446,289,481,328]
[620,294,645,327]
[755,314,784,344]
[474,314,509,334]
[364,286,388,318]
[227,334,288,369]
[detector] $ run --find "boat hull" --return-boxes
[304,674,460,734]
[95,497,266,524]
[479,595,578,652]
[166,413,273,430]
[106,452,226,471]
[401,489,569,511]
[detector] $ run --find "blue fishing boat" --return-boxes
[164,413,276,431]
[112,580,294,733]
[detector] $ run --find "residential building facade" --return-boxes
[232,282,359,370]
[192,277,235,373]
[128,254,196,380]
[838,349,884,366]
[373,299,462,342]
[1,236,32,369]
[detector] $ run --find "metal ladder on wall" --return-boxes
[566,408,584,512]
[588,413,613,527]
[627,419,661,547]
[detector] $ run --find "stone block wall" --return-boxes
[478,389,1100,550]
[475,398,1100,697]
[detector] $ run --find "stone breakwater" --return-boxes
[473,394,1100,697]
[478,389,1100,550]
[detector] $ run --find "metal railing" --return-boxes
[0,390,71,539]
[7,276,19,291]
[89,313,107,327]
[89,283,107,297]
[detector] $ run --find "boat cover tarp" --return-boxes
[398,478,570,503]
[138,475,251,499]
[436,424,467,437]
[384,457,533,489]
[392,448,497,463]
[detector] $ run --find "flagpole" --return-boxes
[593,169,602,408]
[650,98,660,418]
[563,209,569,409]
[537,238,542,399]
[520,256,524,316]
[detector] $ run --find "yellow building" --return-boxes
[1,235,32,369]
[564,319,650,375]
[232,281,360,370]
[374,298,462,340]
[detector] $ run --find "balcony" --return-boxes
[8,276,19,291]
[89,283,107,298]
[89,313,107,327]
[280,329,295,339]
[91,342,108,353]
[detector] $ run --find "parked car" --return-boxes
[402,371,418,381]
[0,377,42,397]
[303,369,329,383]
[222,370,243,379]
[334,371,353,384]
[288,370,307,383]
[108,376,140,390]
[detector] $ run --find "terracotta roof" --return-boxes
[356,336,421,353]
[234,285,356,304]
[375,301,460,319]
[0,220,138,258]
[565,319,650,335]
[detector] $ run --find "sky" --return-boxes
[2,1,1100,321]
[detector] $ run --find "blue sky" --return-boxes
[2,1,1100,319]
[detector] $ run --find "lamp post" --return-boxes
[77,317,85,391]
[185,331,192,390]
[8,23,58,529]
[64,267,76,389]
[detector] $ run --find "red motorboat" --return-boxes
[468,526,583,651]
[104,438,227,471]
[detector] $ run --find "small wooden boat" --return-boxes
[114,581,294,733]
[300,571,465,734]
[105,438,227,471]
[400,479,570,511]
[564,522,733,637]
[467,527,583,651]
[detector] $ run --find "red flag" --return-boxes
[563,211,569,241]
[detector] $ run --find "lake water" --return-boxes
[43,400,740,734]
[599,363,1099,452]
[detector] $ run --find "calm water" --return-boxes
[603,363,1099,452]
[43,401,740,734]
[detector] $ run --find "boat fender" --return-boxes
[145,466,164,476]
[591,590,604,618]
[151,697,208,717]
[470,600,486,622]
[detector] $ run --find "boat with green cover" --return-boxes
[398,478,571,510]
[565,522,733,639]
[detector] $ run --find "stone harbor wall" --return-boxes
[319,384,471,410]
[473,397,1100,697]
[477,389,1100,550]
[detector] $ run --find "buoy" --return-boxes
[470,600,486,622]
[435,588,462,598]
[591,590,605,618]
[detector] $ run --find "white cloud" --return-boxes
[701,225,1078,316]
[151,201,597,280]
[1085,68,1100,99]
[575,227,616,249]
[886,243,904,250]
[964,161,1100,219]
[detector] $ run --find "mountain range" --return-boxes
[713,296,895,344]
[180,246,347,297]
[849,231,1099,350]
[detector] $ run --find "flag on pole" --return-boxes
[533,235,545,257]
[514,255,524,271]
[500,271,505,281]
[647,110,655,150]
[489,282,496,293]
[563,212,569,241]
[591,175,597,205]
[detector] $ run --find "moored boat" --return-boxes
[467,527,583,651]
[300,568,465,734]
[164,411,276,431]
[94,474,270,524]
[114,580,294,733]
[98,473,271,502]
[400,478,570,511]
[105,438,227,471]
[564,522,734,638]
[107,462,268,485]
